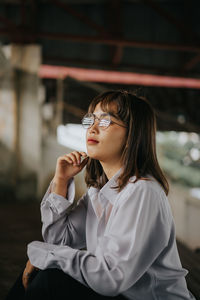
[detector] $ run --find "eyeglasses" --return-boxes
[81,113,127,129]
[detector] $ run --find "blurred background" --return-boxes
[0,0,200,298]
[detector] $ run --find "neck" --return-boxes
[100,160,123,180]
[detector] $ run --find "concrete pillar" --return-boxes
[0,44,42,201]
[0,67,17,200]
[0,71,16,152]
[36,78,65,199]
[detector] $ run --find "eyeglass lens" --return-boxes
[82,113,111,129]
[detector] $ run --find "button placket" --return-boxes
[96,207,106,237]
[96,192,110,237]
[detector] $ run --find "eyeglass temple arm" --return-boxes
[111,120,128,128]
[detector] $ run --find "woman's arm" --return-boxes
[40,151,88,248]
[27,181,175,296]
[41,178,88,249]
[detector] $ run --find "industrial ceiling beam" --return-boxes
[39,65,200,89]
[48,0,109,36]
[43,54,200,77]
[35,32,200,53]
[142,0,200,42]
[183,53,200,71]
[1,27,200,53]
[142,0,200,72]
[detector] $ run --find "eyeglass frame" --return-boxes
[81,112,128,129]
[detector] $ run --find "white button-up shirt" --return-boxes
[27,170,196,300]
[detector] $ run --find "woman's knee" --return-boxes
[25,269,58,299]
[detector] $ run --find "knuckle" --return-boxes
[73,151,79,156]
[67,155,73,160]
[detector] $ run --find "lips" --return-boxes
[87,138,99,144]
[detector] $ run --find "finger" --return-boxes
[79,156,89,169]
[71,151,82,165]
[67,152,80,165]
[74,151,88,164]
[23,278,27,290]
[63,155,74,164]
[58,155,73,164]
[79,151,88,158]
[22,275,29,290]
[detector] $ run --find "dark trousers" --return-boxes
[5,268,127,300]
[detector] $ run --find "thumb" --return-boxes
[79,156,89,169]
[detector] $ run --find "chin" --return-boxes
[88,153,101,160]
[87,149,102,160]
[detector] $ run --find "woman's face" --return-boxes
[86,102,127,164]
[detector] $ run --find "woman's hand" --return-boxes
[52,151,89,197]
[54,151,88,182]
[22,260,37,290]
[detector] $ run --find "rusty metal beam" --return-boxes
[43,54,193,76]
[1,27,200,53]
[39,65,200,89]
[35,32,200,53]
[44,54,199,77]
[49,0,109,36]
[183,53,200,71]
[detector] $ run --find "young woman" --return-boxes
[6,90,196,300]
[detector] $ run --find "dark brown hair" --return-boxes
[85,90,169,195]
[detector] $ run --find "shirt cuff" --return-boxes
[41,178,75,215]
[27,240,78,270]
[27,241,54,269]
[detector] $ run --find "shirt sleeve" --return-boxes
[28,181,171,296]
[41,178,88,249]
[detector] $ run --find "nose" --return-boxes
[88,118,99,133]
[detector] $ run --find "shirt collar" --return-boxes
[100,168,122,204]
[88,167,122,207]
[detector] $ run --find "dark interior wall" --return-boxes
[1,0,200,132]
[0,0,200,74]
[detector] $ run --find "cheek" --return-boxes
[101,129,127,150]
